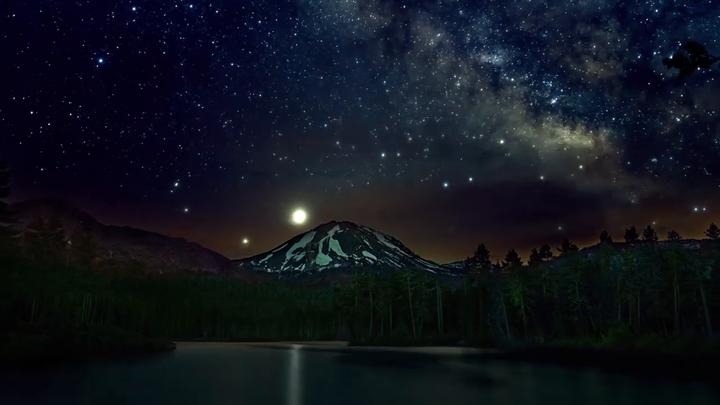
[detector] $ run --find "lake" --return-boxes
[0,342,717,404]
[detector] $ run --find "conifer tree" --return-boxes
[599,230,613,244]
[528,248,542,266]
[624,226,639,243]
[529,244,552,266]
[667,230,681,241]
[557,238,578,256]
[466,243,492,272]
[503,249,522,268]
[538,244,553,261]
[705,223,720,240]
[642,225,658,242]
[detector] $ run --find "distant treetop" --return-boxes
[503,249,522,268]
[706,223,720,240]
[599,230,613,244]
[557,238,578,256]
[642,225,658,242]
[624,226,639,243]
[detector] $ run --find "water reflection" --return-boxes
[287,344,303,405]
[0,343,717,405]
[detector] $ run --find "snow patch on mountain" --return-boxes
[286,231,315,262]
[237,221,448,274]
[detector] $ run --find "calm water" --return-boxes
[0,343,717,405]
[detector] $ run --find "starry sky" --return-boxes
[1,1,719,262]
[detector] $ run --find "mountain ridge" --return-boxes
[11,200,455,276]
[12,199,232,274]
[8,199,717,279]
[235,220,451,274]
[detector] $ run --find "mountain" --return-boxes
[11,200,454,277]
[235,221,449,274]
[12,199,231,274]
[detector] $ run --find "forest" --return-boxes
[1,164,719,358]
[2,218,720,349]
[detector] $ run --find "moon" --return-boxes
[291,208,308,225]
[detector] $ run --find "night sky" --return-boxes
[1,1,719,262]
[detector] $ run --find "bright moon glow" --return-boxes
[241,237,250,245]
[291,208,308,225]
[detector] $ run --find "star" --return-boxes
[3,0,718,269]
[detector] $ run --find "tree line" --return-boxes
[1,162,719,347]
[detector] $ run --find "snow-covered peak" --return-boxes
[237,221,446,274]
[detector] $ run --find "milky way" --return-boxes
[1,1,719,261]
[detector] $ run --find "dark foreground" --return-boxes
[0,327,174,365]
[0,342,718,405]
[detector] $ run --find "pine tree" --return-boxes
[557,238,578,256]
[624,226,639,243]
[642,225,658,242]
[0,162,20,258]
[528,248,542,266]
[667,230,681,241]
[705,223,720,240]
[466,243,491,272]
[599,230,613,244]
[538,244,553,261]
[529,244,553,266]
[503,249,522,268]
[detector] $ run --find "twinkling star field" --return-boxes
[1,1,719,261]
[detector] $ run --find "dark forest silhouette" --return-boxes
[1,162,719,360]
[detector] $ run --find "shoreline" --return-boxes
[175,340,499,356]
[174,340,720,383]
